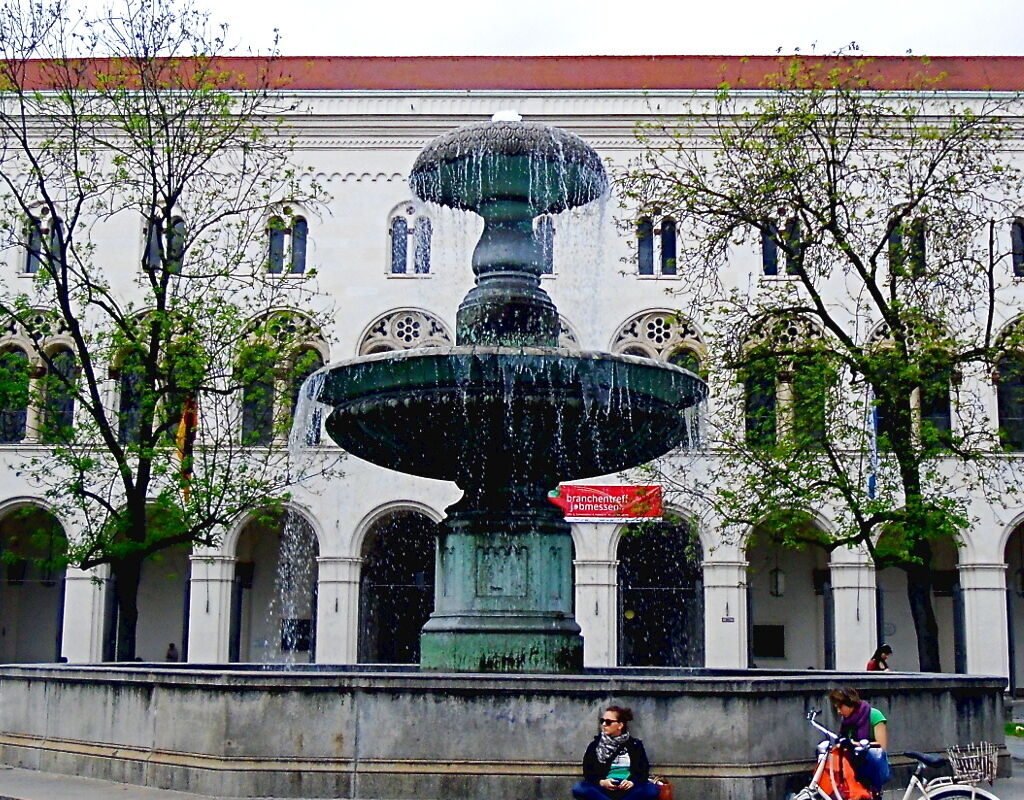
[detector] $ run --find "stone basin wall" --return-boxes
[0,666,1006,800]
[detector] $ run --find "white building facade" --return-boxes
[2,55,1024,686]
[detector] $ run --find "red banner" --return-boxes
[547,485,662,522]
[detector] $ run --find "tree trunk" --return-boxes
[905,539,941,671]
[113,558,143,661]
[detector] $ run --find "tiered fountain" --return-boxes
[0,117,1002,800]
[317,115,706,672]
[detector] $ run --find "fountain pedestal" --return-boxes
[420,503,581,672]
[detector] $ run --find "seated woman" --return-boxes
[572,705,660,800]
[829,687,891,792]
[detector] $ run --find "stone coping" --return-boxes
[0,664,1006,693]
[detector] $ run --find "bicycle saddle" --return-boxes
[903,751,948,768]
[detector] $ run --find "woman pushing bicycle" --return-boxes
[830,687,887,749]
[829,687,890,791]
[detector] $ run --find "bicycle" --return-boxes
[793,710,1001,800]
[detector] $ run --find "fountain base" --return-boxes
[0,665,1006,800]
[419,508,582,672]
[421,629,582,673]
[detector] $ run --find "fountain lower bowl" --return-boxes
[319,346,706,485]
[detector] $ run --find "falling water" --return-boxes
[262,508,318,667]
[288,369,327,481]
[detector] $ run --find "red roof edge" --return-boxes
[11,54,1024,92]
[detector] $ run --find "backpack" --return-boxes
[818,747,873,800]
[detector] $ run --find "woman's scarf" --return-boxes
[596,731,631,763]
[840,701,873,741]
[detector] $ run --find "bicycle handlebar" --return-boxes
[807,712,839,742]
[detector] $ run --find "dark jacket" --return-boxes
[581,736,651,785]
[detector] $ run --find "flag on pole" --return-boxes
[866,385,879,500]
[176,394,199,501]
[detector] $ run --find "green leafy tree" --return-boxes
[617,53,1024,670]
[0,0,335,659]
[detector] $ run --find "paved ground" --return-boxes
[2,751,1024,800]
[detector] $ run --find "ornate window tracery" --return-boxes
[359,310,452,355]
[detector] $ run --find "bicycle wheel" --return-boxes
[928,784,1001,800]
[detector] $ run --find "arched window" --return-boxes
[637,216,681,277]
[41,348,77,443]
[0,347,30,444]
[388,206,432,276]
[389,216,409,274]
[761,222,779,276]
[267,215,308,275]
[791,352,831,447]
[919,366,952,450]
[783,217,802,275]
[743,355,777,448]
[144,215,186,273]
[238,344,276,446]
[237,313,327,446]
[669,348,702,445]
[889,217,926,276]
[169,217,186,272]
[144,217,161,271]
[1011,218,1024,278]
[637,217,654,275]
[117,349,146,445]
[612,311,704,363]
[668,348,700,375]
[413,216,431,274]
[761,218,801,276]
[268,217,286,274]
[24,217,44,274]
[534,216,554,275]
[290,217,308,274]
[998,353,1024,450]
[660,217,677,276]
[24,214,62,275]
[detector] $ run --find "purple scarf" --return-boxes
[840,701,872,741]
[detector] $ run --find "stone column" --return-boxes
[829,561,877,670]
[186,555,236,663]
[702,560,747,668]
[574,558,618,667]
[61,566,108,662]
[959,562,1008,678]
[315,556,363,664]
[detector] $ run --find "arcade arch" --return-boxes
[228,509,319,663]
[616,515,704,667]
[745,515,831,669]
[876,534,962,673]
[0,504,67,662]
[357,509,441,664]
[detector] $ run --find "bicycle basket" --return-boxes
[945,742,998,784]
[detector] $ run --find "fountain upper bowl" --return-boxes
[409,121,608,216]
[318,346,706,488]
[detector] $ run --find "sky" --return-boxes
[213,0,1024,58]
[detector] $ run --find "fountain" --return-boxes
[0,117,1004,800]
[317,116,707,672]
